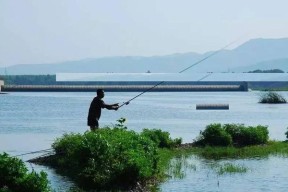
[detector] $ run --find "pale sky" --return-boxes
[1,0,288,67]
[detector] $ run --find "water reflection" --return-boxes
[160,155,288,192]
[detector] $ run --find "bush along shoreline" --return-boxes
[193,123,269,147]
[22,122,288,191]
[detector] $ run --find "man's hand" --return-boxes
[114,103,119,111]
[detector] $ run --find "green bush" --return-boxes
[224,124,269,146]
[52,127,159,190]
[223,124,247,145]
[240,125,269,145]
[259,91,287,103]
[141,129,182,148]
[195,124,269,147]
[200,124,232,146]
[0,153,50,192]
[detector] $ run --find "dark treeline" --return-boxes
[0,75,57,85]
[247,69,285,73]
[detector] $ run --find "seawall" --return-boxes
[1,82,248,92]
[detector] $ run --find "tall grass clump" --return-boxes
[217,163,248,175]
[194,123,269,147]
[0,153,51,192]
[259,91,287,103]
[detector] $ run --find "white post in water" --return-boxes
[0,80,4,92]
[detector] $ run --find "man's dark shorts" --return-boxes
[87,117,99,128]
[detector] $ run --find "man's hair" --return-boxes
[97,89,104,95]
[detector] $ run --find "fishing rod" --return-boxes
[118,37,244,108]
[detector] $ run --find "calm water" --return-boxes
[1,91,288,191]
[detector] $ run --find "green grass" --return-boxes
[178,141,288,160]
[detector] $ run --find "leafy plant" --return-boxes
[0,153,51,192]
[114,117,127,129]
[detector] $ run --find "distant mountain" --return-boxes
[0,53,203,75]
[1,38,288,75]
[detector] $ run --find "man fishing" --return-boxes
[87,89,119,131]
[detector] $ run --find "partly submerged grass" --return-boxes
[158,149,196,180]
[177,141,288,160]
[216,163,248,175]
[157,141,288,179]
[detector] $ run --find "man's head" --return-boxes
[97,89,105,98]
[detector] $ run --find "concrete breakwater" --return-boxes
[1,83,248,92]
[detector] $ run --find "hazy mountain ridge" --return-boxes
[1,38,288,75]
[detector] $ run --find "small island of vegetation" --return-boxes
[259,91,287,104]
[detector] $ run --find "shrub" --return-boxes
[240,125,269,145]
[0,153,50,192]
[223,124,243,144]
[259,91,287,103]
[200,124,232,146]
[141,129,182,148]
[52,128,159,190]
[195,124,269,147]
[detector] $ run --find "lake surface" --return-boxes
[1,91,288,191]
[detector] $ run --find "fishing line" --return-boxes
[119,36,245,108]
[12,148,53,157]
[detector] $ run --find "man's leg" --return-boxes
[90,120,99,131]
[90,126,96,131]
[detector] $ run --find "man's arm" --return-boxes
[103,103,119,110]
